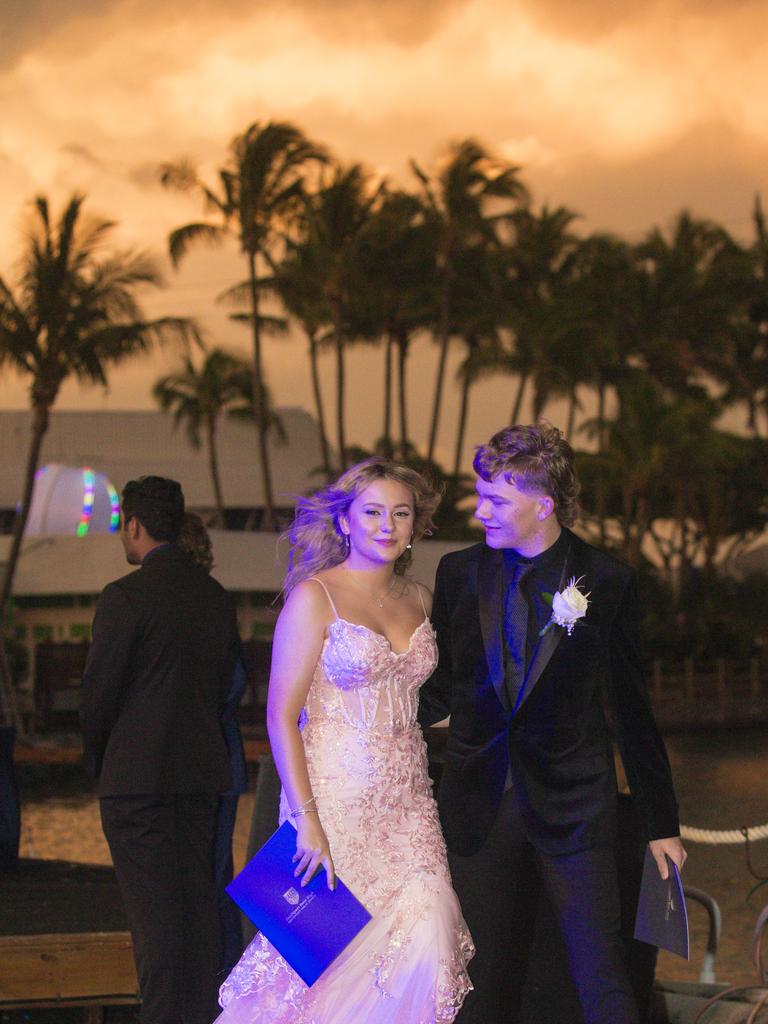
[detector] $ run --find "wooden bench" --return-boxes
[0,930,139,1022]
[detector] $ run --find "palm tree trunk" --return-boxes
[596,383,607,546]
[206,416,226,527]
[397,327,410,461]
[0,403,49,620]
[510,370,528,424]
[565,388,577,439]
[676,483,692,603]
[453,372,471,477]
[747,396,762,438]
[331,299,347,470]
[0,401,51,735]
[597,383,607,452]
[620,487,634,562]
[531,377,547,422]
[632,495,650,569]
[307,331,332,477]
[0,644,22,734]
[382,332,393,457]
[247,251,275,530]
[427,275,452,463]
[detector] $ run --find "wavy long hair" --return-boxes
[177,512,214,573]
[284,458,441,594]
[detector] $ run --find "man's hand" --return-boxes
[649,836,687,880]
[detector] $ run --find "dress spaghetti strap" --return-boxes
[307,576,340,620]
[414,581,429,618]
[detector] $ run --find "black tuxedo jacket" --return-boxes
[419,531,679,857]
[80,545,240,797]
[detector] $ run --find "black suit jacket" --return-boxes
[80,545,240,797]
[419,531,679,857]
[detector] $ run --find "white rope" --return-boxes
[680,823,768,845]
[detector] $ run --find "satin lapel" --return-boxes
[478,545,508,710]
[512,535,584,715]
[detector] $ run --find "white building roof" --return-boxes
[0,532,469,596]
[0,409,326,508]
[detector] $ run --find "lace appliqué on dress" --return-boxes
[216,615,473,1024]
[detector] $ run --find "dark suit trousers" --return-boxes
[449,787,639,1024]
[214,793,244,979]
[100,794,221,1024]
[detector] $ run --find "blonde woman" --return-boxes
[216,458,473,1023]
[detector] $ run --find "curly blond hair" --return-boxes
[473,421,580,527]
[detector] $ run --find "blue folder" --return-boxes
[633,849,690,959]
[226,819,373,986]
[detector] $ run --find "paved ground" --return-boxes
[0,1012,138,1023]
[11,728,768,994]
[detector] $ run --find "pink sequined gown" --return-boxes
[216,579,473,1024]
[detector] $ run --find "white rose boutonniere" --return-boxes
[541,576,590,637]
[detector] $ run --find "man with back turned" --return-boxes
[419,423,686,1024]
[80,476,240,1024]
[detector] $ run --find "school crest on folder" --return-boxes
[227,820,372,986]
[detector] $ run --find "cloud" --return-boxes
[0,0,119,69]
[0,0,471,73]
[277,0,471,47]
[515,0,768,42]
[1,0,768,454]
[528,119,768,242]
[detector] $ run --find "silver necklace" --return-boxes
[344,570,397,608]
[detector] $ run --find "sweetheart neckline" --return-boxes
[328,615,432,657]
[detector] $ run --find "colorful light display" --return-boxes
[76,468,96,537]
[26,464,122,536]
[107,482,120,532]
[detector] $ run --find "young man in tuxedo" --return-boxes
[419,423,685,1024]
[80,476,240,1024]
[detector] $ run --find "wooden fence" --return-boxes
[31,640,768,734]
[648,658,768,727]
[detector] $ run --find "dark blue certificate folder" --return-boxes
[633,849,689,959]
[226,820,372,986]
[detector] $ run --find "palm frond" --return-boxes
[168,222,227,267]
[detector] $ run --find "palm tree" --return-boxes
[633,210,747,396]
[153,348,252,525]
[0,193,195,728]
[707,197,768,436]
[547,233,640,541]
[352,189,435,460]
[160,121,326,527]
[449,243,507,474]
[411,139,528,462]
[583,371,676,567]
[559,233,638,440]
[502,204,581,423]
[292,163,383,470]
[271,243,334,476]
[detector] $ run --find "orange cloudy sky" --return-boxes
[2,0,768,466]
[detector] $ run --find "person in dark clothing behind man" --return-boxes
[80,477,240,1024]
[177,511,248,980]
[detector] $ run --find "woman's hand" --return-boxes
[292,814,336,890]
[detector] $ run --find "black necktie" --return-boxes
[504,561,533,708]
